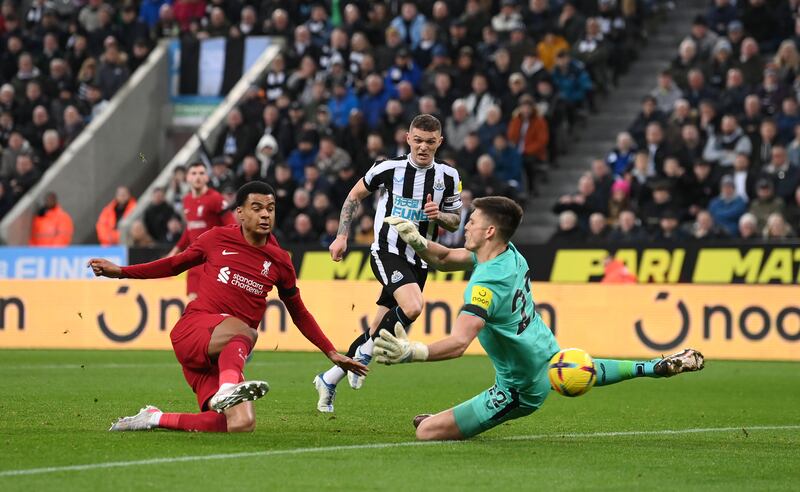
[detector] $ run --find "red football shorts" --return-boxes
[186,265,202,296]
[170,312,243,410]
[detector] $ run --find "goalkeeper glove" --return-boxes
[373,323,429,364]
[385,216,428,251]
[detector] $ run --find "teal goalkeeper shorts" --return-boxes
[453,377,551,438]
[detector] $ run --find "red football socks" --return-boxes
[159,411,228,432]
[218,335,254,387]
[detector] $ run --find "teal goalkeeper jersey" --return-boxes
[462,243,560,397]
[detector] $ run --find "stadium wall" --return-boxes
[0,280,796,361]
[0,42,171,245]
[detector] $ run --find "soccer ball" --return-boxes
[548,348,596,397]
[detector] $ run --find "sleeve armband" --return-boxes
[461,303,488,320]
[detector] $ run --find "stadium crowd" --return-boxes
[0,0,159,221]
[550,0,800,243]
[118,0,654,249]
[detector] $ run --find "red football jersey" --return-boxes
[176,188,236,251]
[121,225,336,353]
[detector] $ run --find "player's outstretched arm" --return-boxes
[374,314,484,364]
[329,179,372,262]
[90,247,204,279]
[423,194,461,232]
[385,217,473,272]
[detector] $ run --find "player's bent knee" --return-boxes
[400,300,423,320]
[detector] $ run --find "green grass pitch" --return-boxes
[1,350,798,491]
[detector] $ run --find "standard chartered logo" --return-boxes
[217,266,230,284]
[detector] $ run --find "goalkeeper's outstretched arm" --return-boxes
[385,217,474,272]
[373,314,484,364]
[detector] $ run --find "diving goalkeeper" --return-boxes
[374,196,704,440]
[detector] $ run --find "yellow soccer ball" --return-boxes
[548,348,597,397]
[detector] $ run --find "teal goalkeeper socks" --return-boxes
[593,359,659,387]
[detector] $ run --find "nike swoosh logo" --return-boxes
[222,250,238,255]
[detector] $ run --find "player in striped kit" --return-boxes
[313,114,463,412]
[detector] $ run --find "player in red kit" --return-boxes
[89,182,367,433]
[168,161,237,298]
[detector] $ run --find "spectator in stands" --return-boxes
[444,99,477,152]
[548,210,585,243]
[327,79,359,129]
[748,178,785,229]
[640,180,678,233]
[738,212,760,240]
[488,133,523,194]
[687,15,718,60]
[1,131,30,179]
[608,209,646,243]
[464,73,497,126]
[163,214,184,246]
[730,152,757,201]
[209,156,235,191]
[670,39,699,91]
[709,175,748,236]
[315,133,351,180]
[706,40,736,90]
[763,212,795,240]
[359,74,392,130]
[702,114,752,168]
[235,155,263,189]
[60,105,85,146]
[690,209,728,240]
[652,209,689,242]
[738,37,764,89]
[687,160,718,215]
[629,96,665,149]
[254,133,279,180]
[761,145,800,201]
[784,186,800,232]
[96,185,136,246]
[507,94,548,197]
[390,1,425,50]
[287,133,318,182]
[553,174,606,228]
[470,154,514,199]
[165,165,188,213]
[37,129,61,171]
[788,124,800,167]
[95,40,130,100]
[214,108,256,168]
[319,214,340,248]
[752,119,778,169]
[28,191,73,246]
[776,97,800,144]
[8,153,40,200]
[551,50,593,130]
[119,6,150,54]
[573,17,610,94]
[606,132,636,178]
[758,68,789,118]
[287,213,317,244]
[707,0,738,36]
[651,70,684,115]
[282,188,312,232]
[142,186,174,243]
[478,105,507,151]
[268,163,297,227]
[586,212,610,244]
[684,70,716,109]
[537,27,569,71]
[300,165,330,196]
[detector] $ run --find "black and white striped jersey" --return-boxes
[362,155,463,268]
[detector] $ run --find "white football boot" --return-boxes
[209,380,269,412]
[109,405,162,431]
[313,374,336,413]
[654,349,705,377]
[347,346,372,390]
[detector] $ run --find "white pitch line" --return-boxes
[1,425,798,478]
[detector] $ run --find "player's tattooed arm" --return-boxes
[435,209,461,232]
[337,196,359,237]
